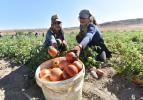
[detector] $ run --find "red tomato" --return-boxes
[64,64,78,77]
[66,51,77,63]
[59,60,69,70]
[73,61,83,72]
[48,46,58,58]
[62,70,70,80]
[49,68,63,81]
[39,69,51,80]
[52,58,60,68]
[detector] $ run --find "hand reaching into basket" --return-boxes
[65,44,82,63]
[72,44,82,57]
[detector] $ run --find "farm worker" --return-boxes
[43,14,67,52]
[35,32,39,37]
[73,9,112,62]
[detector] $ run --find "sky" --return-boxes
[0,0,143,30]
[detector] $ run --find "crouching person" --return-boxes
[73,9,112,62]
[43,15,68,57]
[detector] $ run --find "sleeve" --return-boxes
[79,24,97,49]
[61,30,65,41]
[44,31,57,46]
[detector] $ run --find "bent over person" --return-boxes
[73,9,112,62]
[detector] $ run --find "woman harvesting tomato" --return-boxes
[43,15,68,57]
[73,9,112,62]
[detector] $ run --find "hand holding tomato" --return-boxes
[62,40,67,47]
[48,46,59,58]
[66,50,78,63]
[73,44,82,57]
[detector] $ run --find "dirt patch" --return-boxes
[0,58,143,100]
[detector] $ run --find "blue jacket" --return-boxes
[76,24,104,49]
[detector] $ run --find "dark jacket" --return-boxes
[76,24,103,48]
[43,28,65,47]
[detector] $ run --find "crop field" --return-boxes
[0,30,143,99]
[0,31,143,81]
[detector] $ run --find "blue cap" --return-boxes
[79,9,91,18]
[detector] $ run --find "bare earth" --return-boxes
[0,58,143,100]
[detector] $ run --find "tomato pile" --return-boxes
[39,57,83,81]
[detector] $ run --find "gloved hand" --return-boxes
[73,44,82,57]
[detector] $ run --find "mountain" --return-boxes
[98,18,143,32]
[100,18,143,27]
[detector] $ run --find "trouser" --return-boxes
[95,47,106,62]
[94,42,112,62]
[98,42,112,58]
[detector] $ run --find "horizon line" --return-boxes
[0,17,143,31]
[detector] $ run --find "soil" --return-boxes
[0,58,143,100]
